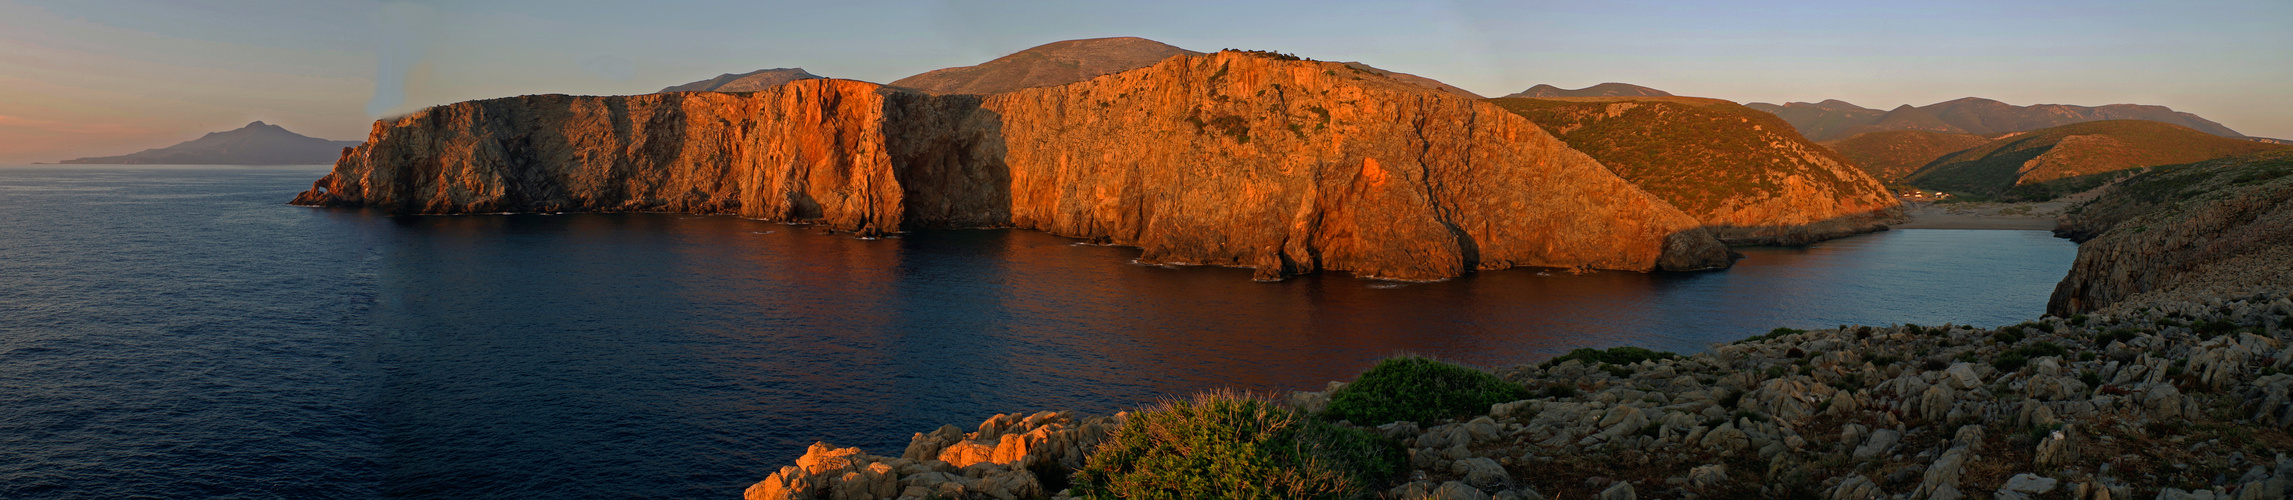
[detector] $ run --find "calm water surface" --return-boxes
[0,165,2077,498]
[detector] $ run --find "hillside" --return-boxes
[2050,150,2293,314]
[1338,62,1482,98]
[62,121,359,165]
[658,68,821,93]
[1489,96,1903,245]
[294,51,1743,281]
[1743,100,1881,143]
[1502,83,1670,98]
[1821,130,1993,183]
[887,37,1199,95]
[1751,97,2245,141]
[1905,120,2285,199]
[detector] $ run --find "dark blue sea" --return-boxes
[0,165,2078,498]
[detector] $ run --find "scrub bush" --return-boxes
[1071,391,1401,500]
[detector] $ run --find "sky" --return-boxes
[1,0,2287,163]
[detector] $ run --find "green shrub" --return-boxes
[1870,355,1901,368]
[1994,326,2026,344]
[1904,323,1925,335]
[2194,319,2240,337]
[1322,357,1530,425]
[1073,391,1402,500]
[1543,346,1680,367]
[2079,370,2102,388]
[1538,384,1579,399]
[1993,353,2028,372]
[2069,315,2090,326]
[1741,327,1807,343]
[2096,328,2141,346]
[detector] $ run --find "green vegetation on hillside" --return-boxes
[1488,97,1870,217]
[1906,120,2284,200]
[1822,130,1993,184]
[1072,391,1401,500]
[2058,149,2293,239]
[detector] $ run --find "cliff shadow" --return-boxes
[880,91,1013,229]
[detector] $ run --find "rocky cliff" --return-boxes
[2048,150,2293,315]
[296,51,1737,281]
[1489,96,1904,245]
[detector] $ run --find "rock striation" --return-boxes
[2049,150,2293,315]
[296,51,1738,281]
[1489,96,1904,245]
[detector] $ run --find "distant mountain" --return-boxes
[1490,95,1902,245]
[1502,83,1671,99]
[1744,100,1881,143]
[1750,97,2245,141]
[889,37,1200,95]
[1905,119,2284,200]
[61,121,359,165]
[659,68,822,93]
[1821,130,1993,183]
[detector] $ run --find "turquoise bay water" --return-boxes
[0,165,2076,498]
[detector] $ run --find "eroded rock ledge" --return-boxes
[294,52,1743,281]
[755,293,2293,499]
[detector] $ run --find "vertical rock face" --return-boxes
[296,51,1734,281]
[1489,96,1904,245]
[2047,151,2293,315]
[296,80,912,236]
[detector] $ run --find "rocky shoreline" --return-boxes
[745,291,2293,500]
[741,151,2293,499]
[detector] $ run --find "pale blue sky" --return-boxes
[2,0,2286,162]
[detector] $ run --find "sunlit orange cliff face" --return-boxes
[294,51,1748,281]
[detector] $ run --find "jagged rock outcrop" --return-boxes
[1488,96,1904,245]
[2048,150,2293,315]
[660,68,824,93]
[295,51,1736,281]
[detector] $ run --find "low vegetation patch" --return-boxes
[1072,391,1401,500]
[1323,356,1531,425]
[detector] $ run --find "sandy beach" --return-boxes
[1890,199,2065,230]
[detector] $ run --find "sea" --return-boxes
[0,165,2078,499]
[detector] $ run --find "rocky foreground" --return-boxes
[747,291,2293,500]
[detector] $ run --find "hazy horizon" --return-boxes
[2,0,2286,164]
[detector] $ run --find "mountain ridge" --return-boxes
[62,121,359,165]
[1750,97,2244,141]
[1502,83,1671,99]
[659,68,823,93]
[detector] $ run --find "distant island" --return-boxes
[61,121,360,165]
